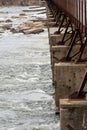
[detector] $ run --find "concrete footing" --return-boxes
[60,99,87,130]
[49,34,63,46]
[51,45,67,82]
[51,46,87,81]
[55,63,87,112]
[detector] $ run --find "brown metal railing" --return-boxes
[52,0,87,37]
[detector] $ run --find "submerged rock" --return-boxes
[0,19,12,23]
[22,9,30,12]
[23,8,45,12]
[0,11,8,14]
[19,13,27,16]
[1,24,12,30]
[11,13,28,19]
[5,19,12,23]
[10,28,19,33]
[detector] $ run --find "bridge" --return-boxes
[45,0,87,130]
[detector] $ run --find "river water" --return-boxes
[0,6,59,130]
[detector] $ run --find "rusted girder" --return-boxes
[46,0,87,62]
[52,0,87,37]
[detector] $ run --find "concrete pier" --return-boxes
[51,45,87,83]
[60,99,87,130]
[47,11,87,113]
[54,63,87,112]
[49,34,63,46]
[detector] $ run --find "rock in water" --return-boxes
[23,27,44,34]
[11,20,44,34]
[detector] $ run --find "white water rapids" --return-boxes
[0,6,60,130]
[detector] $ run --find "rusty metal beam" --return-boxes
[51,0,87,37]
[46,0,87,62]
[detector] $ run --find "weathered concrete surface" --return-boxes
[50,45,87,83]
[48,22,57,28]
[54,63,87,112]
[50,45,67,83]
[49,33,72,46]
[0,0,41,6]
[48,33,63,48]
[49,34,63,46]
[49,28,59,35]
[60,99,87,130]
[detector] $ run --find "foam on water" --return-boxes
[0,6,59,130]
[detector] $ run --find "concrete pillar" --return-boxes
[49,33,73,46]
[50,45,87,84]
[48,18,55,22]
[48,22,57,27]
[51,45,68,83]
[60,99,87,130]
[48,28,61,44]
[49,34,63,45]
[54,63,87,112]
[49,33,64,83]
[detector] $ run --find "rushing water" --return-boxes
[0,6,59,130]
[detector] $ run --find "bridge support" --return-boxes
[51,45,87,84]
[49,34,63,46]
[60,99,87,130]
[54,63,87,113]
[46,0,87,129]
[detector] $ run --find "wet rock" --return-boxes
[0,28,4,33]
[5,19,12,23]
[23,8,45,12]
[10,28,19,33]
[19,13,27,16]
[0,11,8,14]
[22,10,30,12]
[11,16,20,19]
[23,27,44,34]
[11,20,44,34]
[0,19,12,23]
[22,21,43,29]
[19,13,28,18]
[0,20,5,23]
[38,11,46,14]
[11,13,28,19]
[2,24,12,30]
[33,19,48,27]
[17,21,34,31]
